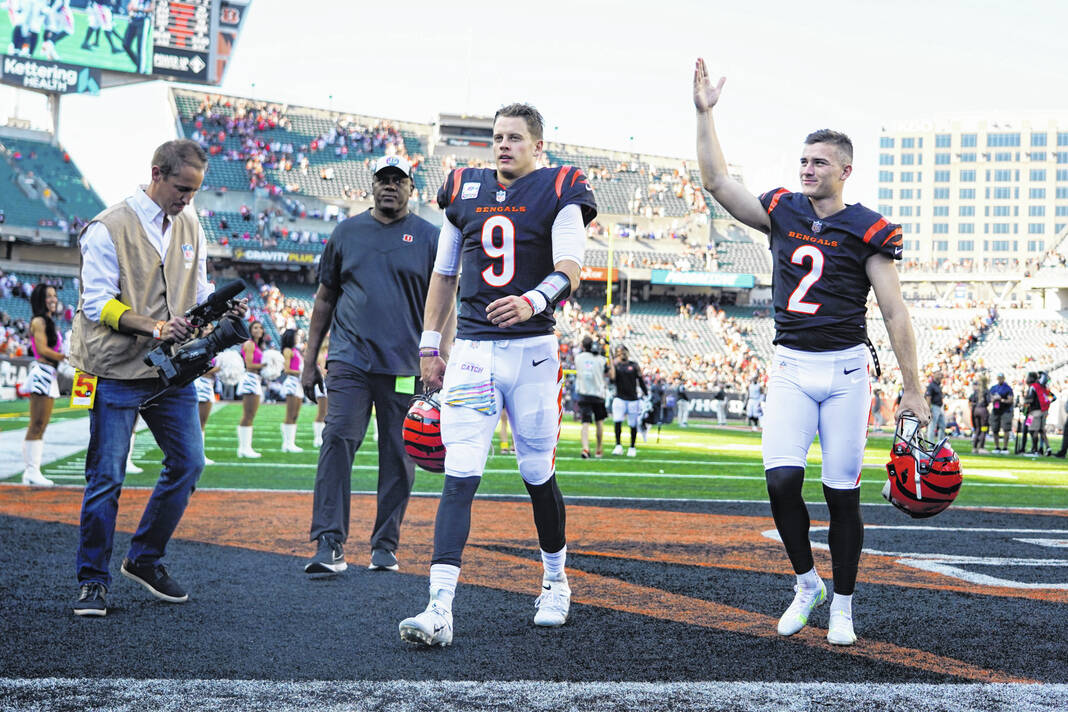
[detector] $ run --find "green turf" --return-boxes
[0,399,94,432]
[37,402,1068,509]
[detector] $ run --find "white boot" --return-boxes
[313,421,325,447]
[202,429,214,466]
[237,425,261,458]
[125,429,143,474]
[22,440,54,487]
[281,423,303,453]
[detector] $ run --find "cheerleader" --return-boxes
[22,283,64,486]
[279,329,304,453]
[235,320,266,458]
[195,324,220,465]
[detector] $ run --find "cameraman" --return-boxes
[69,139,242,617]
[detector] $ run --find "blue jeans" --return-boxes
[76,378,203,588]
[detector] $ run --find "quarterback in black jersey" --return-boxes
[399,103,597,648]
[694,58,930,648]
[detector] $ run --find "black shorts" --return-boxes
[577,396,607,424]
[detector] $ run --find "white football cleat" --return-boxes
[777,578,827,636]
[533,576,571,627]
[827,610,857,645]
[612,444,624,456]
[399,600,453,647]
[626,447,637,457]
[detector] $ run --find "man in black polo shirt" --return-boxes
[301,155,441,574]
[925,371,946,443]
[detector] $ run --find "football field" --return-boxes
[1,403,1065,711]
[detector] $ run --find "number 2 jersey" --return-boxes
[759,188,902,352]
[439,165,597,340]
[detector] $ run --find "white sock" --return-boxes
[797,567,821,590]
[429,563,460,610]
[830,592,853,617]
[127,429,137,465]
[238,425,252,450]
[313,421,325,441]
[541,545,567,581]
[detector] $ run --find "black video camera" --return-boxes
[142,280,249,407]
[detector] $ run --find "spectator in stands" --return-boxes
[575,335,614,458]
[610,345,647,457]
[18,284,67,486]
[68,139,239,617]
[279,328,304,453]
[969,377,990,454]
[988,373,1015,455]
[235,321,267,458]
[301,155,440,575]
[926,371,946,442]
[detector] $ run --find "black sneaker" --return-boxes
[73,582,108,617]
[120,559,189,602]
[368,548,399,571]
[304,535,347,574]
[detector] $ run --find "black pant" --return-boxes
[309,362,417,553]
[123,17,146,70]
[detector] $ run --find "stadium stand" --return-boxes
[0,135,104,227]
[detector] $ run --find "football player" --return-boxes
[398,103,596,647]
[82,1,120,53]
[609,344,646,457]
[693,58,930,646]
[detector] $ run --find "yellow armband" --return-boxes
[100,299,131,330]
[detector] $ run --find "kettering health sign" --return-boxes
[0,55,100,95]
[650,270,755,288]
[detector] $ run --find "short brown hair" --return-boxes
[494,103,544,141]
[804,129,853,164]
[152,139,208,177]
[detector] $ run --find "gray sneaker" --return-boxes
[304,535,347,574]
[368,548,399,571]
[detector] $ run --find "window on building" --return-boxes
[899,188,913,199]
[961,133,978,147]
[934,188,950,199]
[932,240,949,251]
[1030,169,1047,181]
[880,136,895,148]
[959,152,976,162]
[995,152,1013,162]
[994,169,1013,182]
[902,137,915,148]
[934,153,950,165]
[959,188,975,199]
[1028,223,1045,234]
[933,206,948,216]
[1057,170,1068,181]
[1030,188,1046,199]
[993,206,1011,216]
[935,134,952,148]
[959,169,975,182]
[879,205,894,216]
[880,154,894,165]
[1030,151,1046,161]
[987,133,1021,147]
[1027,240,1045,252]
[897,206,910,217]
[1031,133,1048,147]
[959,205,975,216]
[991,240,1011,251]
[992,223,1010,234]
[878,187,892,199]
[901,172,915,182]
[879,170,894,182]
[959,224,975,234]
[1056,206,1068,216]
[901,153,915,165]
[1057,152,1068,163]
[933,223,949,234]
[1057,187,1068,199]
[1058,132,1068,146]
[958,240,974,251]
[934,170,950,182]
[1029,206,1045,217]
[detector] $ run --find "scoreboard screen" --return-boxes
[152,0,216,82]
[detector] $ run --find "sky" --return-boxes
[2,0,1067,206]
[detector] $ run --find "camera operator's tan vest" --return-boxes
[69,202,202,380]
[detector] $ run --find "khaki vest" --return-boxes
[69,201,202,379]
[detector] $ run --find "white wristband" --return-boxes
[521,290,548,314]
[420,331,442,349]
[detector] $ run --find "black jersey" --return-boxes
[613,360,646,400]
[439,165,597,340]
[758,188,902,352]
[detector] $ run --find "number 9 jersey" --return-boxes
[438,166,597,340]
[759,188,902,352]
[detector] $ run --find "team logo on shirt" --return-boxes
[461,182,480,200]
[496,190,507,203]
[181,243,195,260]
[810,219,823,234]
[402,234,414,243]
